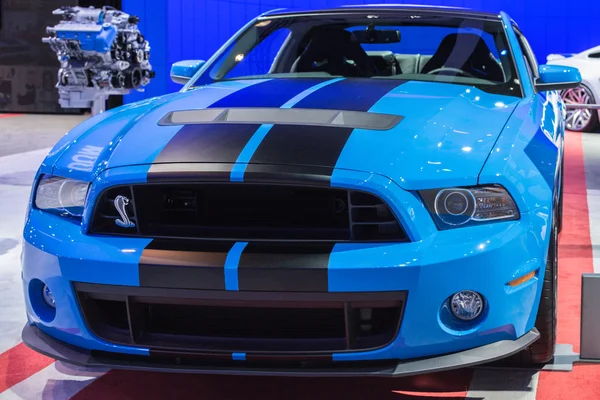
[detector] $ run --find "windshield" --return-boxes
[191,13,522,97]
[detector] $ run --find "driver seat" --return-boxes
[420,33,505,82]
[291,29,374,77]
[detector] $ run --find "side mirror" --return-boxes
[170,60,206,85]
[536,64,581,92]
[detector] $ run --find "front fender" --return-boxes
[478,97,560,215]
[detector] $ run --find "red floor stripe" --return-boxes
[0,114,22,119]
[538,365,600,400]
[72,368,472,399]
[0,342,54,394]
[556,131,594,353]
[537,131,599,399]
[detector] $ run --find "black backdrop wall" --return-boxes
[0,0,122,113]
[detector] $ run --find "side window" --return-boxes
[225,28,291,79]
[520,52,534,82]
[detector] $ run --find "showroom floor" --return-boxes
[1,113,600,399]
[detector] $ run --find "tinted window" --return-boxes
[516,29,539,79]
[350,26,501,58]
[224,28,291,79]
[196,13,522,97]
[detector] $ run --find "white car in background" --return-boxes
[548,46,600,132]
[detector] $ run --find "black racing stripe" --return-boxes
[151,123,261,166]
[243,164,334,185]
[238,243,334,292]
[208,78,331,108]
[147,163,233,182]
[139,239,235,290]
[294,78,406,111]
[150,79,331,175]
[249,79,406,180]
[249,125,353,169]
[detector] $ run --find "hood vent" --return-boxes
[158,108,403,131]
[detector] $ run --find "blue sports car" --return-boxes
[22,5,581,376]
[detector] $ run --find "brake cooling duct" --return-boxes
[43,6,155,109]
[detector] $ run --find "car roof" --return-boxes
[261,4,502,20]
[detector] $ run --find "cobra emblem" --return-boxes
[114,195,136,228]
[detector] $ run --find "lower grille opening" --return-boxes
[148,305,346,339]
[76,287,405,355]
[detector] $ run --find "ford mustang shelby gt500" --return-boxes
[22,5,581,377]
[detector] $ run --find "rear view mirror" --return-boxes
[536,64,581,92]
[170,60,206,85]
[353,29,400,44]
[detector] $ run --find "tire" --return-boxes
[557,160,564,234]
[562,84,599,132]
[511,210,558,366]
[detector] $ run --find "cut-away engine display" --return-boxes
[43,6,154,110]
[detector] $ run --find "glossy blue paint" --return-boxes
[333,80,520,190]
[538,64,582,85]
[21,240,150,356]
[479,94,562,213]
[224,242,248,290]
[524,127,559,189]
[171,60,206,83]
[331,208,547,361]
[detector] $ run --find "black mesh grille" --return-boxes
[75,284,406,354]
[89,184,408,242]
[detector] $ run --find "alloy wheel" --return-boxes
[563,86,595,131]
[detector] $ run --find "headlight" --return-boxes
[34,175,90,218]
[420,185,519,229]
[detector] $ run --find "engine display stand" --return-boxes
[91,96,107,116]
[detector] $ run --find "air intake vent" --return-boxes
[349,192,404,241]
[90,184,408,243]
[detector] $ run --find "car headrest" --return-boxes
[421,33,504,81]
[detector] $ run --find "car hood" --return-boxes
[51,78,520,189]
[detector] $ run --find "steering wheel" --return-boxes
[426,67,475,78]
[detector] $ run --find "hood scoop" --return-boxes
[158,108,403,131]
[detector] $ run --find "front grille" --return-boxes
[75,284,406,355]
[90,184,408,242]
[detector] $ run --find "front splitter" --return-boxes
[22,324,540,378]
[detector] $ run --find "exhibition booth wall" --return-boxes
[122,0,600,103]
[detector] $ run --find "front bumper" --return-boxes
[22,167,552,365]
[23,324,539,377]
